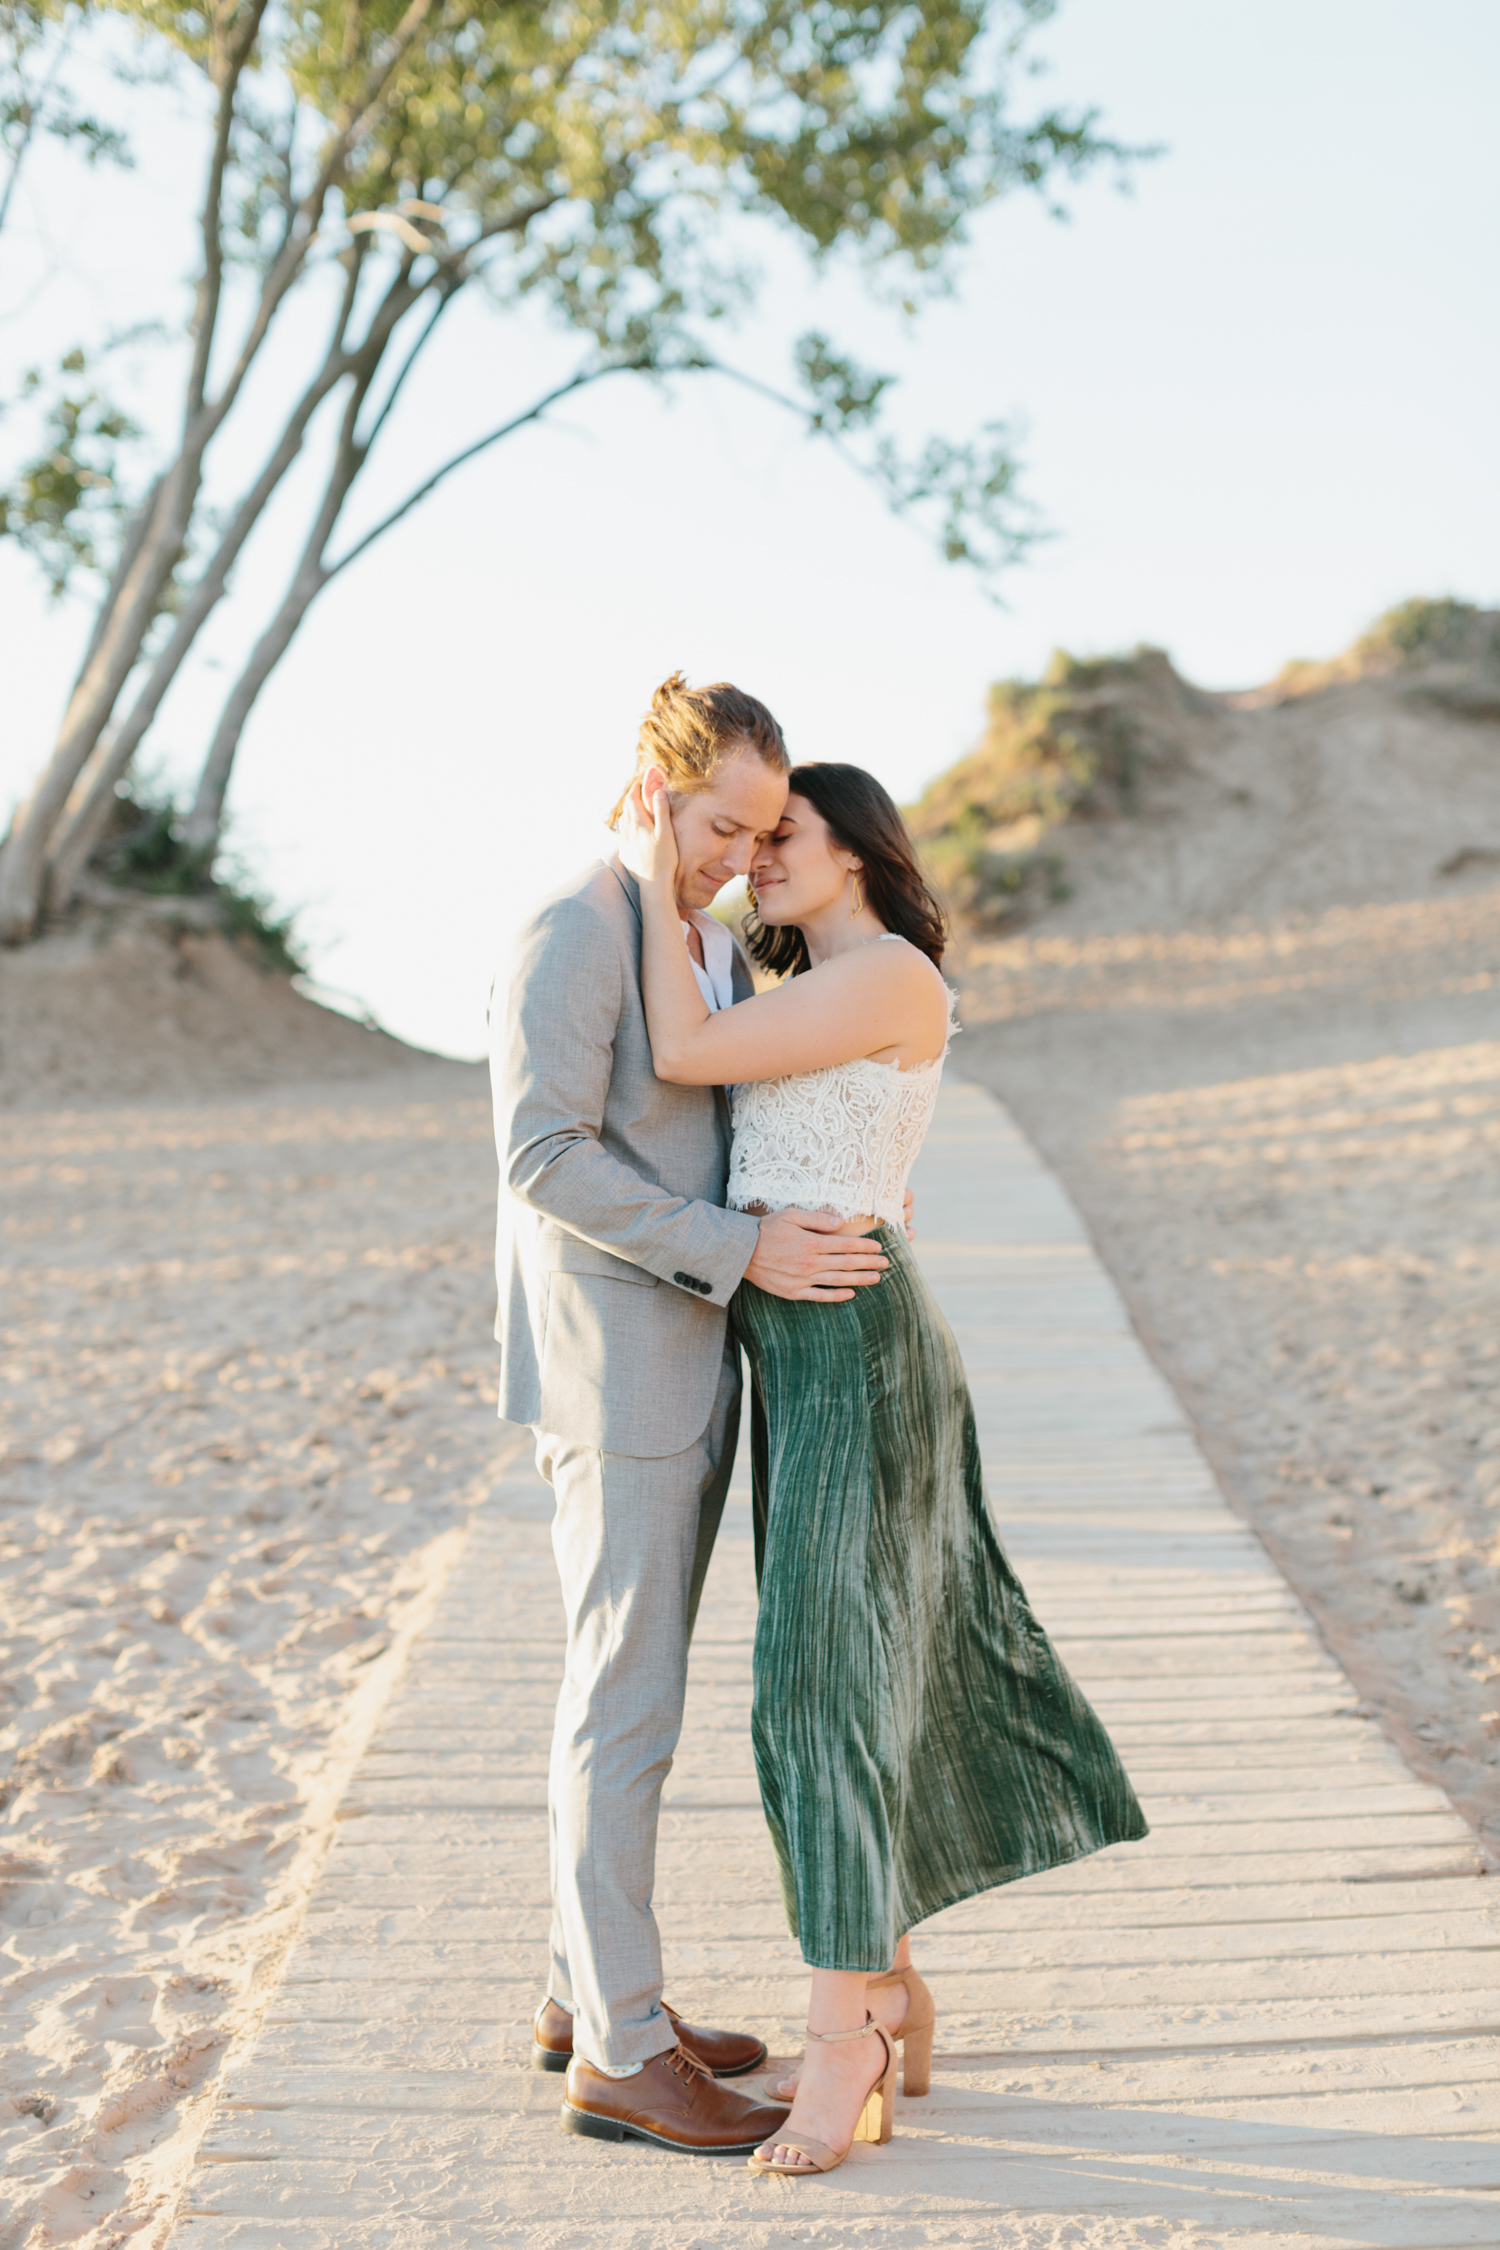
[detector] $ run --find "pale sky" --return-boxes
[3,0,1497,1059]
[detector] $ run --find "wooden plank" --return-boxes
[297,1906,1500,1968]
[370,1705,1397,1753]
[255,1983,1500,2059]
[274,1950,1500,2019]
[341,1783,1471,1846]
[355,1753,1426,1803]
[307,1877,1489,1931]
[348,1757,1450,1826]
[322,1814,1480,1885]
[172,2154,1500,2239]
[235,2031,1500,2105]
[306,1858,1488,1919]
[197,2087,1500,2153]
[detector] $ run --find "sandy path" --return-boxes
[0,1062,525,2248]
[956,886,1500,1857]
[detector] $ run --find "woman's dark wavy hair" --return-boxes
[745,761,947,979]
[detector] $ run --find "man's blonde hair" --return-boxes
[608,672,789,827]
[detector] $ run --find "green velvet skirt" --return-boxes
[734,1224,1148,1972]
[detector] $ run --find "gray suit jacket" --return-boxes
[491,857,762,1458]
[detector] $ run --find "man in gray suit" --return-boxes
[492,680,889,2154]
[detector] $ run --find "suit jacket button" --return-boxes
[698,1280,712,1294]
[673,1272,688,1285]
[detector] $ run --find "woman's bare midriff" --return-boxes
[740,1200,878,1235]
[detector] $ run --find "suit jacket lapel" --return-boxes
[716,932,755,1135]
[729,944,754,1005]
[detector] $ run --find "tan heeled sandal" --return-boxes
[767,1963,936,2102]
[867,1962,936,2097]
[746,2015,896,2175]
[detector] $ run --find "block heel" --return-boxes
[851,2029,896,2145]
[898,2015,933,2098]
[866,1964,936,2097]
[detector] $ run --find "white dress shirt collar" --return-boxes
[680,909,735,1014]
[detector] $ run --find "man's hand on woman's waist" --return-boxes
[744,1208,889,1303]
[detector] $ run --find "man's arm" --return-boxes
[499,894,758,1304]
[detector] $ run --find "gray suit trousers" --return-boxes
[535,1338,740,2070]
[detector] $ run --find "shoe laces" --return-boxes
[667,2044,707,2084]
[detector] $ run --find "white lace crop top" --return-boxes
[727,941,957,1228]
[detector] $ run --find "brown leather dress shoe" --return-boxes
[532,1997,766,2077]
[560,2045,789,2154]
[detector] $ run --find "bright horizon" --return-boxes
[3,0,1497,1060]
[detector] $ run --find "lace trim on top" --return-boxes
[728,978,957,1228]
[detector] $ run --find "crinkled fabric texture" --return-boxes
[736,1226,1148,1971]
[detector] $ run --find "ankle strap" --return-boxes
[806,2011,875,2045]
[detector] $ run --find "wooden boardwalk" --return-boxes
[174,1082,1500,2249]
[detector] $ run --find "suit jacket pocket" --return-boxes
[543,1234,659,1288]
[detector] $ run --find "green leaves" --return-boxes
[785,333,1036,592]
[256,2,1135,334]
[1,0,132,240]
[1356,597,1487,669]
[871,421,1038,582]
[794,331,891,430]
[0,355,142,595]
[13,4,1137,562]
[88,776,308,972]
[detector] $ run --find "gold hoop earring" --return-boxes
[746,875,759,910]
[850,875,864,918]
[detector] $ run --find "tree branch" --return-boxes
[0,11,57,235]
[67,470,162,692]
[184,347,389,849]
[358,287,450,451]
[199,0,438,438]
[679,356,1036,589]
[327,359,645,583]
[181,356,650,858]
[186,0,272,424]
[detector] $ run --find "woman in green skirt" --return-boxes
[619,760,1146,2178]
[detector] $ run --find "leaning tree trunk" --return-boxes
[41,253,395,915]
[0,9,265,943]
[184,565,331,856]
[42,733,129,914]
[0,460,203,940]
[182,366,377,856]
